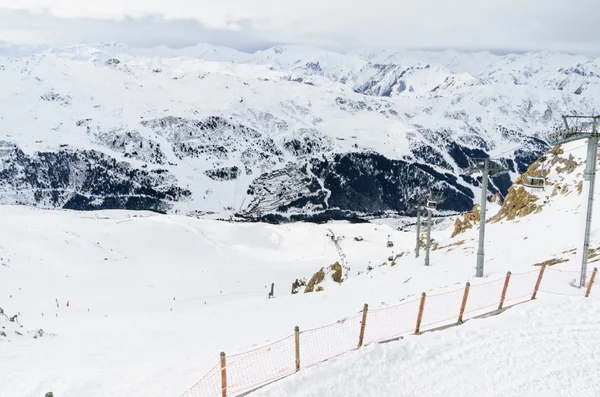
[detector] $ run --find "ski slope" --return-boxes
[0,142,597,397]
[252,296,600,397]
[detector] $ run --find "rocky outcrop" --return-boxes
[452,205,480,237]
[302,262,345,293]
[490,186,541,222]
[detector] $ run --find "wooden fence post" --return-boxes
[294,326,300,372]
[415,292,426,334]
[585,268,598,298]
[220,352,227,397]
[498,272,512,310]
[357,303,368,348]
[531,265,546,300]
[458,282,470,323]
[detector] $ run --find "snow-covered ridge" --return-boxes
[0,42,597,218]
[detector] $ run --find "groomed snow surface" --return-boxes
[253,296,600,397]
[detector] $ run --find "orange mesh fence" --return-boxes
[539,268,592,296]
[180,266,600,397]
[462,277,505,319]
[180,364,221,397]
[227,335,296,395]
[363,297,421,344]
[300,313,363,368]
[419,287,466,332]
[503,270,539,306]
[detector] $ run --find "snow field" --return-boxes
[251,296,600,397]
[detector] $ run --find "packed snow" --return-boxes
[252,296,600,397]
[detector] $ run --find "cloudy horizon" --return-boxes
[0,1,599,55]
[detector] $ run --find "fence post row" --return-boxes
[531,265,546,300]
[415,292,426,334]
[198,268,592,397]
[220,352,227,397]
[358,303,369,348]
[458,282,470,323]
[498,271,512,310]
[294,326,300,372]
[585,267,598,298]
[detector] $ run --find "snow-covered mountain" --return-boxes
[0,42,598,220]
[1,140,598,397]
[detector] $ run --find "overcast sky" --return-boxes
[0,1,599,54]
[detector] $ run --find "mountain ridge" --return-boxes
[0,42,597,220]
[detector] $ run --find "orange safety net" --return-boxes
[419,287,466,332]
[180,364,221,397]
[227,335,296,395]
[300,313,363,369]
[539,268,592,296]
[503,270,539,306]
[363,297,421,344]
[180,266,599,397]
[462,277,506,319]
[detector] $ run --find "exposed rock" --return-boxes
[556,154,578,175]
[304,267,325,293]
[418,235,437,249]
[435,240,466,252]
[40,91,71,106]
[303,262,345,293]
[390,252,404,266]
[451,205,480,237]
[330,262,343,284]
[291,278,307,294]
[533,258,568,267]
[490,186,541,222]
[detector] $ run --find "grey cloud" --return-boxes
[0,9,276,52]
[0,1,599,55]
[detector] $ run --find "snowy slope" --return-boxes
[0,141,598,397]
[252,296,600,397]
[0,42,597,218]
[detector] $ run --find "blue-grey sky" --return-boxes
[0,1,599,54]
